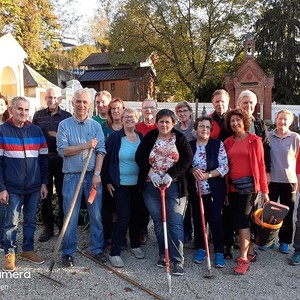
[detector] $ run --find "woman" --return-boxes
[224,109,269,275]
[174,101,196,243]
[102,108,144,268]
[135,109,193,276]
[101,97,125,249]
[188,116,228,268]
[267,110,300,254]
[0,93,9,251]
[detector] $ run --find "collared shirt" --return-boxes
[32,107,72,153]
[56,116,106,173]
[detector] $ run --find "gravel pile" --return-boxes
[0,201,300,300]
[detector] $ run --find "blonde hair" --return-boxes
[122,108,139,120]
[275,110,294,124]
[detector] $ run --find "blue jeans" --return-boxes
[62,172,104,256]
[143,182,186,265]
[4,191,40,254]
[0,203,5,247]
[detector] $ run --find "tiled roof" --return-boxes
[78,67,153,82]
[79,53,113,66]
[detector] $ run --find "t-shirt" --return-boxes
[135,122,157,136]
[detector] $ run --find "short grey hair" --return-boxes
[142,98,158,109]
[238,90,257,106]
[72,88,91,103]
[11,96,29,108]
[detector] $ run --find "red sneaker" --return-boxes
[234,257,249,275]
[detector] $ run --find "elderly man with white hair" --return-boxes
[57,88,107,267]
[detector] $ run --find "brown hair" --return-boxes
[0,93,10,121]
[225,109,251,135]
[106,97,126,126]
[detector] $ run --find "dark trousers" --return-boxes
[101,187,115,241]
[184,199,193,236]
[139,196,150,235]
[41,155,64,231]
[190,193,224,253]
[110,185,141,256]
[269,182,297,244]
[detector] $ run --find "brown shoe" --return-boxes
[3,253,16,272]
[19,251,45,265]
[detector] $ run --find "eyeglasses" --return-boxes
[198,125,212,130]
[111,106,121,111]
[178,109,190,114]
[123,115,135,120]
[142,106,156,110]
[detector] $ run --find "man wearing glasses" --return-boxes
[93,90,111,125]
[135,98,158,245]
[32,88,72,242]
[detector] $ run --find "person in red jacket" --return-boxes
[224,109,269,275]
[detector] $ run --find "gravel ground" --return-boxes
[0,201,300,300]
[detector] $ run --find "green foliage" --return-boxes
[254,0,300,104]
[108,0,260,100]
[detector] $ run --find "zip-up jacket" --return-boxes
[0,118,49,194]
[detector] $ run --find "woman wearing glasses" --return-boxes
[188,116,228,268]
[102,108,144,268]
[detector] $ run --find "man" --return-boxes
[0,97,48,272]
[93,90,111,124]
[57,88,107,267]
[135,98,158,244]
[210,89,230,141]
[32,88,72,242]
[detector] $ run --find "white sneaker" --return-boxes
[131,247,145,259]
[108,255,124,268]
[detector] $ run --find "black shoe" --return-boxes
[93,252,107,263]
[157,256,166,268]
[173,263,184,276]
[38,228,54,242]
[224,245,233,260]
[184,233,192,243]
[62,254,73,267]
[139,233,148,245]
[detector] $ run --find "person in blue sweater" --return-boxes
[0,96,48,272]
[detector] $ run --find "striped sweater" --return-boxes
[0,118,48,194]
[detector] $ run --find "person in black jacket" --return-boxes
[135,109,193,276]
[103,108,144,268]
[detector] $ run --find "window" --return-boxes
[110,83,115,91]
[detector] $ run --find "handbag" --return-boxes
[232,176,255,194]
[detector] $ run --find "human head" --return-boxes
[237,90,257,116]
[122,108,139,128]
[275,110,294,131]
[225,108,251,135]
[95,90,111,118]
[45,88,62,112]
[0,93,9,122]
[71,88,91,121]
[194,115,213,141]
[155,109,176,136]
[212,89,230,117]
[106,97,125,126]
[9,96,30,127]
[175,101,193,122]
[141,98,158,124]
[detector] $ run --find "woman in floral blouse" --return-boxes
[135,109,193,276]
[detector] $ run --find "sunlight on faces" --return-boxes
[110,102,124,121]
[95,95,110,115]
[142,100,157,121]
[230,114,245,135]
[45,89,62,112]
[10,99,30,127]
[238,96,257,116]
[212,94,229,116]
[72,92,91,119]
[177,107,191,122]
[275,111,294,132]
[122,109,139,129]
[196,120,212,141]
[0,98,7,115]
[157,116,174,136]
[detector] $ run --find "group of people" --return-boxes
[0,87,300,277]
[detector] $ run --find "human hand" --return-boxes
[84,138,98,150]
[40,184,48,199]
[0,190,9,205]
[161,173,172,188]
[150,173,161,188]
[106,183,115,197]
[261,193,270,206]
[224,194,229,206]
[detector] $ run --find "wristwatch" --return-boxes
[94,171,101,177]
[208,172,212,178]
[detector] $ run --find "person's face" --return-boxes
[142,101,157,122]
[122,112,138,129]
[45,89,61,112]
[212,94,229,116]
[230,114,245,135]
[196,120,211,141]
[95,95,109,117]
[276,112,293,132]
[9,100,29,126]
[72,93,91,119]
[239,96,256,116]
[157,116,174,136]
[110,101,124,121]
[0,98,7,116]
[177,106,191,123]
